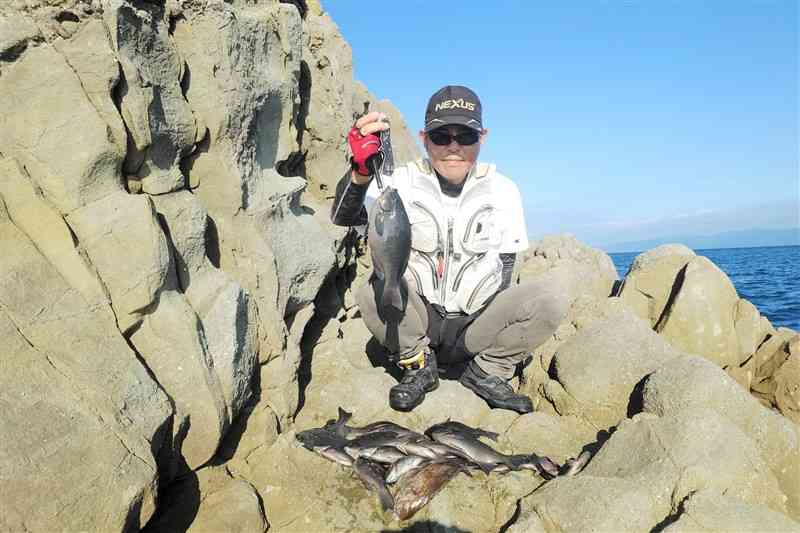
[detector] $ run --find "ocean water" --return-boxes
[609,245,799,332]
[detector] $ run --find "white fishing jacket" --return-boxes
[363,159,529,314]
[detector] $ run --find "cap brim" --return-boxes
[424,115,482,132]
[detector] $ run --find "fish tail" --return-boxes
[515,454,560,477]
[378,486,395,511]
[381,281,404,311]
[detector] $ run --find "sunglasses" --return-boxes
[428,129,481,146]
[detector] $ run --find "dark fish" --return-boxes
[385,455,431,484]
[346,430,421,450]
[322,407,353,436]
[560,450,591,476]
[367,186,411,311]
[430,429,540,472]
[395,438,468,461]
[345,445,406,464]
[393,459,464,520]
[295,427,347,451]
[518,454,560,478]
[315,445,354,467]
[353,457,394,512]
[426,420,499,442]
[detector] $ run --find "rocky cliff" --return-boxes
[1,2,798,532]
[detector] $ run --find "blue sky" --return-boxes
[324,1,798,248]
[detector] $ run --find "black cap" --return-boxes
[424,85,483,132]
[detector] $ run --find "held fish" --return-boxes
[367,187,411,312]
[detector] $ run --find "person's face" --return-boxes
[419,125,488,185]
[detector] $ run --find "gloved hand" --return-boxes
[348,126,381,176]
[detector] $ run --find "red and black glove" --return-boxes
[348,126,381,176]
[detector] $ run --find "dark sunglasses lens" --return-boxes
[455,131,480,145]
[429,130,480,146]
[429,130,451,145]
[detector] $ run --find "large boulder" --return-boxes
[642,355,800,519]
[517,234,617,306]
[583,409,787,517]
[0,218,171,531]
[129,289,230,470]
[656,256,745,368]
[104,0,198,195]
[66,191,171,333]
[152,191,259,425]
[662,490,800,533]
[547,304,685,428]
[0,41,125,214]
[518,475,663,533]
[616,243,695,327]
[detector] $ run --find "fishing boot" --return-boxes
[389,349,439,411]
[459,360,533,414]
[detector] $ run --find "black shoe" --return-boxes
[459,361,533,414]
[389,350,439,411]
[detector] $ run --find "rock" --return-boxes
[245,432,390,532]
[642,355,800,519]
[54,19,128,155]
[0,43,125,214]
[503,412,597,465]
[662,490,800,533]
[656,256,742,369]
[0,156,108,307]
[0,219,171,531]
[616,244,696,326]
[261,304,316,423]
[144,466,267,533]
[0,12,42,65]
[773,352,800,424]
[105,0,197,193]
[549,304,685,428]
[130,290,229,470]
[517,234,617,306]
[521,475,663,532]
[734,298,768,365]
[583,409,787,516]
[66,192,171,332]
[188,468,268,533]
[152,191,259,423]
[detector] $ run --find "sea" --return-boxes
[609,245,799,332]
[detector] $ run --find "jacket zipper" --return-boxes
[461,204,493,245]
[466,271,496,311]
[441,217,454,303]
[451,252,486,293]
[414,251,439,290]
[407,264,423,292]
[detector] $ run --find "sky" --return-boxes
[324,1,799,249]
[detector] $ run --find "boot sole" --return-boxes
[390,379,439,412]
[460,375,532,414]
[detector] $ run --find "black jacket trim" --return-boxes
[330,170,369,227]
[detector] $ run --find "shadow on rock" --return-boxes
[381,521,471,533]
[141,469,200,533]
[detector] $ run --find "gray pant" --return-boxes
[355,277,568,379]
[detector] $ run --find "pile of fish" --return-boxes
[295,408,591,520]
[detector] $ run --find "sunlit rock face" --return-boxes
[1,1,797,531]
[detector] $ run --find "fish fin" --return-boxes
[478,429,500,441]
[378,486,395,512]
[337,407,353,424]
[381,281,404,311]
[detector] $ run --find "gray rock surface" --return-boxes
[643,355,800,519]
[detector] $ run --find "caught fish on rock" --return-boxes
[295,407,583,520]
